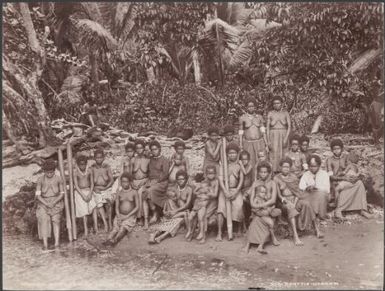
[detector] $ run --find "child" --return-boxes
[186,181,212,244]
[171,140,190,175]
[285,134,308,178]
[104,173,138,246]
[186,165,219,242]
[132,139,150,229]
[223,124,236,144]
[217,143,244,241]
[239,150,254,229]
[111,142,136,197]
[91,148,114,232]
[251,185,280,229]
[203,127,221,175]
[35,159,64,250]
[255,151,272,179]
[169,153,187,184]
[300,135,311,161]
[74,155,96,237]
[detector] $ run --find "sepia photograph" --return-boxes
[2,2,384,290]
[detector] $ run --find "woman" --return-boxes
[299,154,329,221]
[274,158,323,246]
[239,98,269,168]
[326,139,373,220]
[267,96,291,173]
[242,162,280,254]
[142,140,170,224]
[148,170,192,243]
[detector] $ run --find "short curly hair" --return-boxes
[42,159,56,171]
[330,138,344,150]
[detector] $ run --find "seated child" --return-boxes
[171,140,190,175]
[285,134,308,178]
[104,173,138,246]
[74,155,96,237]
[186,181,213,244]
[35,159,64,250]
[91,148,114,232]
[251,185,281,229]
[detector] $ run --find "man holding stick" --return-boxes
[216,141,244,241]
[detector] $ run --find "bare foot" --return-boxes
[196,232,203,240]
[294,237,304,246]
[241,246,249,254]
[361,210,374,219]
[316,230,325,239]
[154,237,161,244]
[137,218,144,226]
[148,234,157,244]
[144,219,149,230]
[256,245,268,254]
[215,234,223,242]
[104,226,109,233]
[186,233,193,242]
[149,215,158,225]
[185,231,191,239]
[198,238,206,244]
[334,210,344,220]
[271,236,280,246]
[228,234,233,241]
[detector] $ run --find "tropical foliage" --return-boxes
[2,2,384,148]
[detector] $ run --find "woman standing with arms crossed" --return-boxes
[267,96,291,173]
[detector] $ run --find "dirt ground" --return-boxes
[3,216,384,290]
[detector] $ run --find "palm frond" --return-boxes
[73,18,118,53]
[80,2,103,24]
[229,39,253,67]
[117,3,138,43]
[202,18,241,53]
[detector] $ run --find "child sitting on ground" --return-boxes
[334,152,360,199]
[103,173,138,246]
[91,148,114,232]
[35,159,64,251]
[74,155,96,237]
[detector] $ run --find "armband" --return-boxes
[36,190,41,196]
[260,126,266,133]
[303,163,309,170]
[60,191,65,194]
[238,130,244,136]
[327,171,334,177]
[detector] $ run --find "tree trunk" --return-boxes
[89,52,100,95]
[192,50,201,85]
[2,110,23,154]
[146,66,156,84]
[18,3,52,148]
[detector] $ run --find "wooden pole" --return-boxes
[67,142,77,240]
[239,121,245,150]
[222,137,233,240]
[58,148,73,242]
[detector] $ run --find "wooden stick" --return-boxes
[222,137,233,240]
[67,142,77,240]
[239,121,245,150]
[58,148,73,242]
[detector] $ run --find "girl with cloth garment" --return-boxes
[203,127,222,175]
[216,143,244,241]
[267,96,291,173]
[148,170,193,244]
[299,154,330,221]
[326,139,373,220]
[242,162,280,254]
[239,98,269,169]
[73,155,96,237]
[274,158,324,246]
[142,140,170,224]
[35,159,64,251]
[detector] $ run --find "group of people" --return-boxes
[35,97,374,253]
